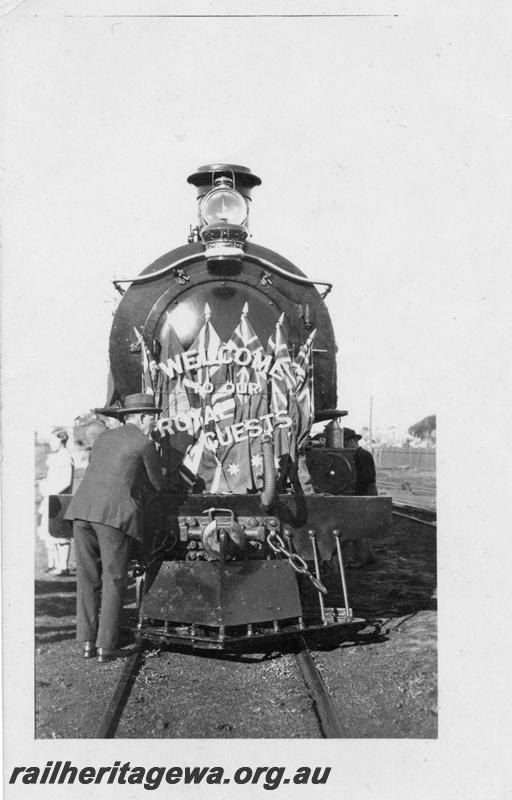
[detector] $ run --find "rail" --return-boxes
[392,502,436,528]
[95,642,145,738]
[94,635,347,739]
[293,636,346,737]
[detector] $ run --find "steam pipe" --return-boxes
[260,434,277,512]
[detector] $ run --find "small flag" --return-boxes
[266,315,295,486]
[179,431,230,493]
[221,304,269,491]
[133,327,155,395]
[291,329,316,452]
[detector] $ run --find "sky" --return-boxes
[5,0,507,435]
[2,1,511,438]
[1,5,511,436]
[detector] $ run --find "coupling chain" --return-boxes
[267,530,327,595]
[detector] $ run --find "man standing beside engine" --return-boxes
[344,428,377,566]
[65,393,165,663]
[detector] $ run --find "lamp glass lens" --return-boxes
[201,189,247,225]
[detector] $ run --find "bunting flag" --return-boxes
[291,329,316,453]
[147,304,317,495]
[266,315,296,485]
[228,303,269,414]
[220,303,269,492]
[293,329,316,392]
[157,322,193,421]
[179,430,230,493]
[180,305,235,492]
[185,303,229,405]
[133,327,155,395]
[192,303,234,425]
[266,314,296,397]
[226,304,259,386]
[156,322,195,470]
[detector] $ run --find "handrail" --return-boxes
[244,253,332,297]
[112,251,333,298]
[113,253,201,292]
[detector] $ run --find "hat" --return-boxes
[95,393,162,418]
[51,427,69,443]
[342,428,362,443]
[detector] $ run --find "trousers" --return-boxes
[73,519,131,650]
[351,482,378,565]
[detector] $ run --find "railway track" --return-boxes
[34,506,436,739]
[94,506,435,739]
[95,644,145,739]
[392,502,436,527]
[378,480,436,497]
[292,635,346,737]
[95,635,347,739]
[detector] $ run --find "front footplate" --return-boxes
[142,560,302,626]
[138,559,364,650]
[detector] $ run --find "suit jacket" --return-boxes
[64,423,165,540]
[353,446,377,495]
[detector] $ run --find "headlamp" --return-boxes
[200,187,247,226]
[187,166,261,263]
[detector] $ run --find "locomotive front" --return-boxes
[108,164,392,649]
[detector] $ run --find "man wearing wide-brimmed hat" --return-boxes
[65,393,165,662]
[343,428,377,567]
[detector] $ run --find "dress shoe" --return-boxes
[97,647,132,663]
[83,641,97,658]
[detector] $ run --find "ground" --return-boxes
[34,439,436,738]
[34,515,436,739]
[377,467,436,509]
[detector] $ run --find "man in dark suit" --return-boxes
[344,428,377,567]
[65,393,165,662]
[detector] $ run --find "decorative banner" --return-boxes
[218,303,268,492]
[156,322,195,461]
[139,304,316,493]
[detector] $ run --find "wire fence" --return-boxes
[373,447,436,472]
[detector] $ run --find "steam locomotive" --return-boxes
[56,164,392,650]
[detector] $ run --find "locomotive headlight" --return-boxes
[188,166,259,263]
[200,188,247,226]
